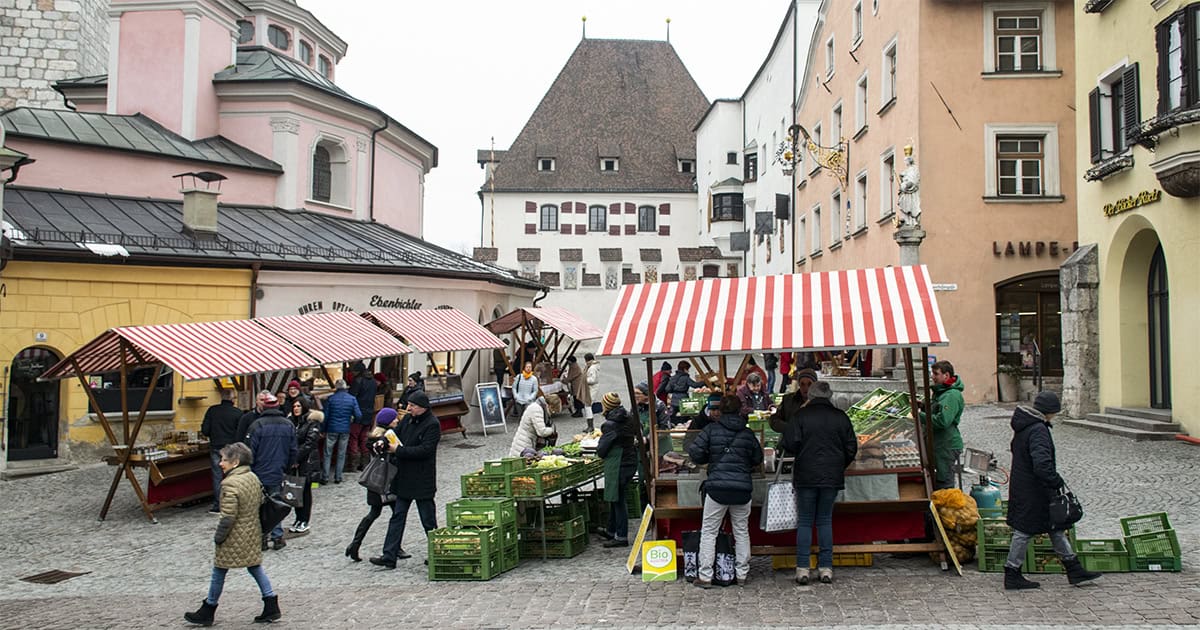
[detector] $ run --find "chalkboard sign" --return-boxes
[476,382,507,435]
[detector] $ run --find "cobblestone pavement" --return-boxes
[0,365,1197,628]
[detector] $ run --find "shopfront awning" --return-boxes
[485,306,605,341]
[41,319,320,381]
[254,312,412,364]
[364,308,503,353]
[598,265,949,358]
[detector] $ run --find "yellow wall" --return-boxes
[0,261,251,460]
[1074,0,1200,434]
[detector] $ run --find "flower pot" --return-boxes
[997,373,1021,402]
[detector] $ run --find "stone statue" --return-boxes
[895,144,921,229]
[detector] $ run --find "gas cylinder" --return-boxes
[970,476,1002,511]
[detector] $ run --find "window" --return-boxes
[637,205,657,232]
[267,24,290,51]
[997,136,1043,196]
[539,205,558,231]
[810,123,823,174]
[798,216,807,259]
[678,159,694,173]
[588,205,607,232]
[712,193,744,222]
[984,123,1060,198]
[1088,63,1140,164]
[1156,6,1200,113]
[537,157,555,172]
[299,41,313,66]
[825,34,835,76]
[744,152,758,182]
[854,172,868,230]
[882,38,898,106]
[88,367,174,414]
[812,205,822,253]
[601,158,619,172]
[995,273,1064,376]
[880,149,896,218]
[312,145,331,202]
[872,0,879,15]
[726,152,738,165]
[237,20,254,45]
[995,12,1041,72]
[831,190,843,241]
[311,139,348,206]
[853,1,864,46]
[832,103,843,142]
[855,73,869,133]
[317,55,332,78]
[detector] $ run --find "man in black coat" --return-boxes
[247,393,297,550]
[1004,391,1100,590]
[370,391,441,568]
[687,395,764,588]
[200,389,242,512]
[777,381,857,585]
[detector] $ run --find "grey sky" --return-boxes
[306,1,790,253]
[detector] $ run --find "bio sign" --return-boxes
[641,540,677,582]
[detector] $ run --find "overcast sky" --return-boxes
[305,0,790,254]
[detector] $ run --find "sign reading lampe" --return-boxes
[776,124,848,186]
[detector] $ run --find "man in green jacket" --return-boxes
[926,360,964,490]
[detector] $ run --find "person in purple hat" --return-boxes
[344,407,400,562]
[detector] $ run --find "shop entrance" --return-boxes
[994,273,1063,378]
[6,347,62,461]
[1147,244,1171,409]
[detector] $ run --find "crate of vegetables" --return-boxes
[507,466,568,497]
[521,515,587,541]
[428,554,504,581]
[501,543,520,572]
[460,470,510,498]
[446,498,517,529]
[428,526,503,559]
[483,458,527,475]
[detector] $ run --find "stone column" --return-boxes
[893,225,927,266]
[1059,244,1100,418]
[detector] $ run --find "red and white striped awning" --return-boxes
[599,265,948,358]
[365,308,503,353]
[485,306,605,341]
[255,312,412,364]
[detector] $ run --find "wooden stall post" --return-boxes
[644,358,658,504]
[902,348,935,498]
[718,355,728,390]
[622,359,653,496]
[119,339,130,445]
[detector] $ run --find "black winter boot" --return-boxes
[1063,557,1102,585]
[184,600,217,626]
[345,516,373,561]
[254,595,281,623]
[1004,566,1040,590]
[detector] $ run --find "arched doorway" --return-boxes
[7,347,62,461]
[994,272,1063,378]
[1148,244,1171,409]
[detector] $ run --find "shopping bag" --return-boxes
[358,454,397,496]
[280,474,306,508]
[760,461,798,532]
[680,529,737,586]
[259,487,291,533]
[681,530,701,582]
[1048,483,1083,530]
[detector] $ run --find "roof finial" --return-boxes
[582,15,587,39]
[665,17,671,43]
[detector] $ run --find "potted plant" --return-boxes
[997,362,1023,402]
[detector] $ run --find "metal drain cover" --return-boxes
[20,570,90,585]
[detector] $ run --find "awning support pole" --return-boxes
[644,357,658,492]
[622,359,652,496]
[902,348,934,499]
[460,349,479,375]
[119,339,130,445]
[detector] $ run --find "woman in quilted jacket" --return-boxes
[185,443,280,626]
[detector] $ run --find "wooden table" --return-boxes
[102,449,213,523]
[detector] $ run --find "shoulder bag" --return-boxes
[1048,482,1084,530]
[358,452,398,496]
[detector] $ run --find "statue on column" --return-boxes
[894,144,921,229]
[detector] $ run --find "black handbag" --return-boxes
[280,474,306,508]
[1048,483,1084,530]
[358,453,397,496]
[259,486,291,533]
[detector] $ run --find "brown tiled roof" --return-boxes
[473,247,498,262]
[559,248,583,262]
[517,248,541,262]
[678,247,703,262]
[487,39,708,193]
[661,273,680,283]
[622,271,642,285]
[582,273,601,287]
[699,246,725,259]
[639,248,662,262]
[539,272,561,287]
[476,149,507,164]
[599,248,623,262]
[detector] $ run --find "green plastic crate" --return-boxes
[460,471,510,497]
[1078,550,1130,573]
[1030,528,1075,550]
[501,544,520,572]
[1074,538,1125,553]
[1131,556,1182,572]
[626,482,643,515]
[1125,529,1180,558]
[977,547,1018,573]
[446,498,517,528]
[1026,549,1065,574]
[519,533,588,559]
[582,457,604,480]
[1120,512,1172,537]
[428,526,503,559]
[521,515,587,540]
[428,554,503,581]
[977,518,1013,547]
[483,458,527,475]
[507,468,567,497]
[542,500,589,524]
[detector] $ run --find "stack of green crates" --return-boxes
[1121,512,1181,572]
[1026,528,1076,574]
[1074,538,1131,573]
[427,526,507,581]
[445,497,520,573]
[976,516,1019,573]
[519,495,590,559]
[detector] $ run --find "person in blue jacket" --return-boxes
[246,392,297,550]
[321,379,361,484]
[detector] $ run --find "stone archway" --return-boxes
[1107,216,1164,408]
[7,346,63,461]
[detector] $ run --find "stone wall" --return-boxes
[1060,244,1100,418]
[0,0,110,110]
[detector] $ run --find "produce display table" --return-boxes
[102,449,212,519]
[513,471,602,560]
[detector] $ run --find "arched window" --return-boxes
[267,24,290,51]
[310,138,349,206]
[299,41,313,66]
[638,205,657,232]
[539,204,559,231]
[588,205,607,232]
[237,20,254,45]
[317,55,332,79]
[312,145,331,202]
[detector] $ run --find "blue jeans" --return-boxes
[266,483,285,541]
[208,451,223,510]
[766,370,776,396]
[1005,528,1076,569]
[205,565,273,605]
[795,487,838,568]
[381,497,438,561]
[323,433,349,482]
[607,480,630,540]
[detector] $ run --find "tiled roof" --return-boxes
[0,108,282,173]
[53,74,108,88]
[599,248,622,262]
[661,273,680,283]
[488,39,708,193]
[517,248,541,262]
[582,273,601,287]
[559,248,582,262]
[476,149,507,163]
[473,247,498,262]
[2,187,540,290]
[539,272,560,287]
[639,248,661,262]
[678,247,703,262]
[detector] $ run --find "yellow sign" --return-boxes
[641,540,677,582]
[1103,189,1161,217]
[626,504,655,573]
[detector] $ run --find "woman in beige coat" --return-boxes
[185,443,280,626]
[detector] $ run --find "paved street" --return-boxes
[0,367,1197,629]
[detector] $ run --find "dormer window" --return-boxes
[317,55,332,79]
[601,158,619,172]
[268,24,290,51]
[299,41,313,66]
[237,20,254,45]
[678,159,694,173]
[538,157,556,172]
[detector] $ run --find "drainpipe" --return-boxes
[249,262,261,318]
[368,115,390,222]
[531,287,549,307]
[790,0,798,270]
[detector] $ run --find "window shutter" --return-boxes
[1088,87,1103,164]
[1155,23,1168,114]
[1123,62,1140,145]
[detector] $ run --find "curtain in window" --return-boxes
[312,145,332,202]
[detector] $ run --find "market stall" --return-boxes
[598,265,952,564]
[40,313,413,523]
[484,306,605,415]
[363,308,505,437]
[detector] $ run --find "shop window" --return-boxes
[995,274,1063,377]
[87,367,175,415]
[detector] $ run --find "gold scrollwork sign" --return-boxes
[1103,189,1161,218]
